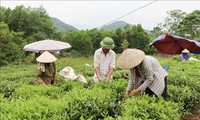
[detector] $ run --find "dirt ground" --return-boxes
[182,110,200,120]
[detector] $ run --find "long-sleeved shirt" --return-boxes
[36,63,56,85]
[181,53,189,61]
[93,48,115,81]
[127,56,168,96]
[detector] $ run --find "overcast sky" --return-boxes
[1,0,200,30]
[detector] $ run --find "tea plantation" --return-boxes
[0,56,199,119]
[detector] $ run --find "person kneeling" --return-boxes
[36,51,57,85]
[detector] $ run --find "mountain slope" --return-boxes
[51,17,78,32]
[100,21,132,30]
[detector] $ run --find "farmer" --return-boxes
[180,49,190,61]
[36,51,57,85]
[93,37,116,83]
[117,49,168,99]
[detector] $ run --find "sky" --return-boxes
[1,0,200,30]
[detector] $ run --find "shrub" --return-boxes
[11,85,62,100]
[168,85,200,111]
[117,95,183,120]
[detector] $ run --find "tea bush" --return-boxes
[11,85,62,100]
[0,56,199,119]
[61,87,117,119]
[1,96,67,120]
[168,85,200,111]
[117,95,183,120]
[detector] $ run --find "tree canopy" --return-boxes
[0,5,199,66]
[157,9,200,41]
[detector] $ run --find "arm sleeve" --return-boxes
[138,60,154,91]
[94,51,100,69]
[36,70,45,84]
[52,63,56,84]
[109,52,116,69]
[126,69,135,91]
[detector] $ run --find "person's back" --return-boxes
[36,51,57,85]
[180,49,190,62]
[181,53,189,61]
[37,62,56,85]
[143,56,167,76]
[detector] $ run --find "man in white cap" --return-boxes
[93,37,116,83]
[117,49,168,99]
[36,51,57,85]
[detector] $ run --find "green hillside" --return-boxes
[51,17,78,32]
[100,21,152,33]
[100,21,132,30]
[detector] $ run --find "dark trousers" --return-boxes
[145,77,167,99]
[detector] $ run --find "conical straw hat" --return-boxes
[36,51,57,63]
[117,49,145,69]
[182,49,190,53]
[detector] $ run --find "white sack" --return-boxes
[59,67,88,84]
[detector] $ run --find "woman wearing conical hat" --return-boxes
[180,49,190,62]
[36,51,57,85]
[117,49,168,99]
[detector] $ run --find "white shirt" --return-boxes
[93,48,115,82]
